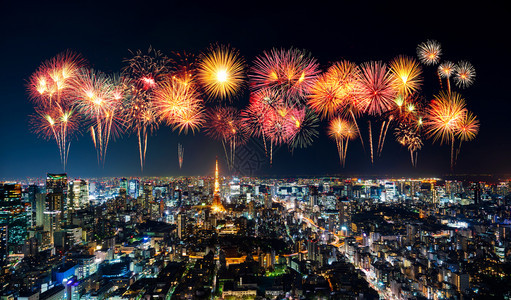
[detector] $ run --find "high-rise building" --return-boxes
[128,179,140,199]
[27,185,39,227]
[177,213,186,239]
[309,185,319,207]
[68,179,89,209]
[119,178,128,209]
[1,183,27,254]
[45,173,67,245]
[338,198,351,235]
[143,183,153,212]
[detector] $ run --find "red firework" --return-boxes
[250,48,320,104]
[358,61,397,116]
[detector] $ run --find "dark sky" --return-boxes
[0,1,509,180]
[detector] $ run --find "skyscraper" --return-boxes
[68,179,89,209]
[128,179,140,199]
[177,213,186,239]
[45,173,67,245]
[338,198,351,235]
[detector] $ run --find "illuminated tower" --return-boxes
[211,159,225,212]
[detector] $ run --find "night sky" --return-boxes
[0,1,509,180]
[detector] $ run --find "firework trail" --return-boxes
[122,47,171,171]
[205,106,248,171]
[178,143,184,169]
[328,117,357,167]
[437,61,455,94]
[240,88,283,164]
[395,123,423,166]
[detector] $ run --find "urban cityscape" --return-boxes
[2,161,511,299]
[2,1,510,299]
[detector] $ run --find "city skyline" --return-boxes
[1,2,509,179]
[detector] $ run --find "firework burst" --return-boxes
[425,91,467,169]
[198,44,245,100]
[454,61,476,89]
[72,69,126,165]
[358,61,396,116]
[389,55,422,97]
[250,48,320,105]
[122,47,171,171]
[395,123,423,166]
[153,77,205,134]
[308,61,361,119]
[27,51,85,108]
[27,51,85,170]
[288,108,319,150]
[417,40,442,65]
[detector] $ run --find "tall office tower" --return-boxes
[119,178,128,209]
[264,193,272,209]
[248,201,255,219]
[0,222,7,264]
[45,173,67,244]
[472,182,482,205]
[0,183,26,254]
[338,198,351,235]
[309,185,319,207]
[35,193,46,227]
[177,213,186,239]
[68,179,89,210]
[384,182,396,201]
[143,183,153,212]
[128,179,140,199]
[27,185,39,227]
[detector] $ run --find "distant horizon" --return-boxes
[3,171,510,183]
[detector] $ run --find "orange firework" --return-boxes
[389,55,422,97]
[30,105,80,169]
[154,77,205,134]
[425,91,466,144]
[198,44,245,100]
[73,69,126,165]
[417,40,442,65]
[455,111,479,163]
[456,111,479,142]
[425,91,467,170]
[27,51,85,108]
[328,117,357,167]
[308,61,361,119]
